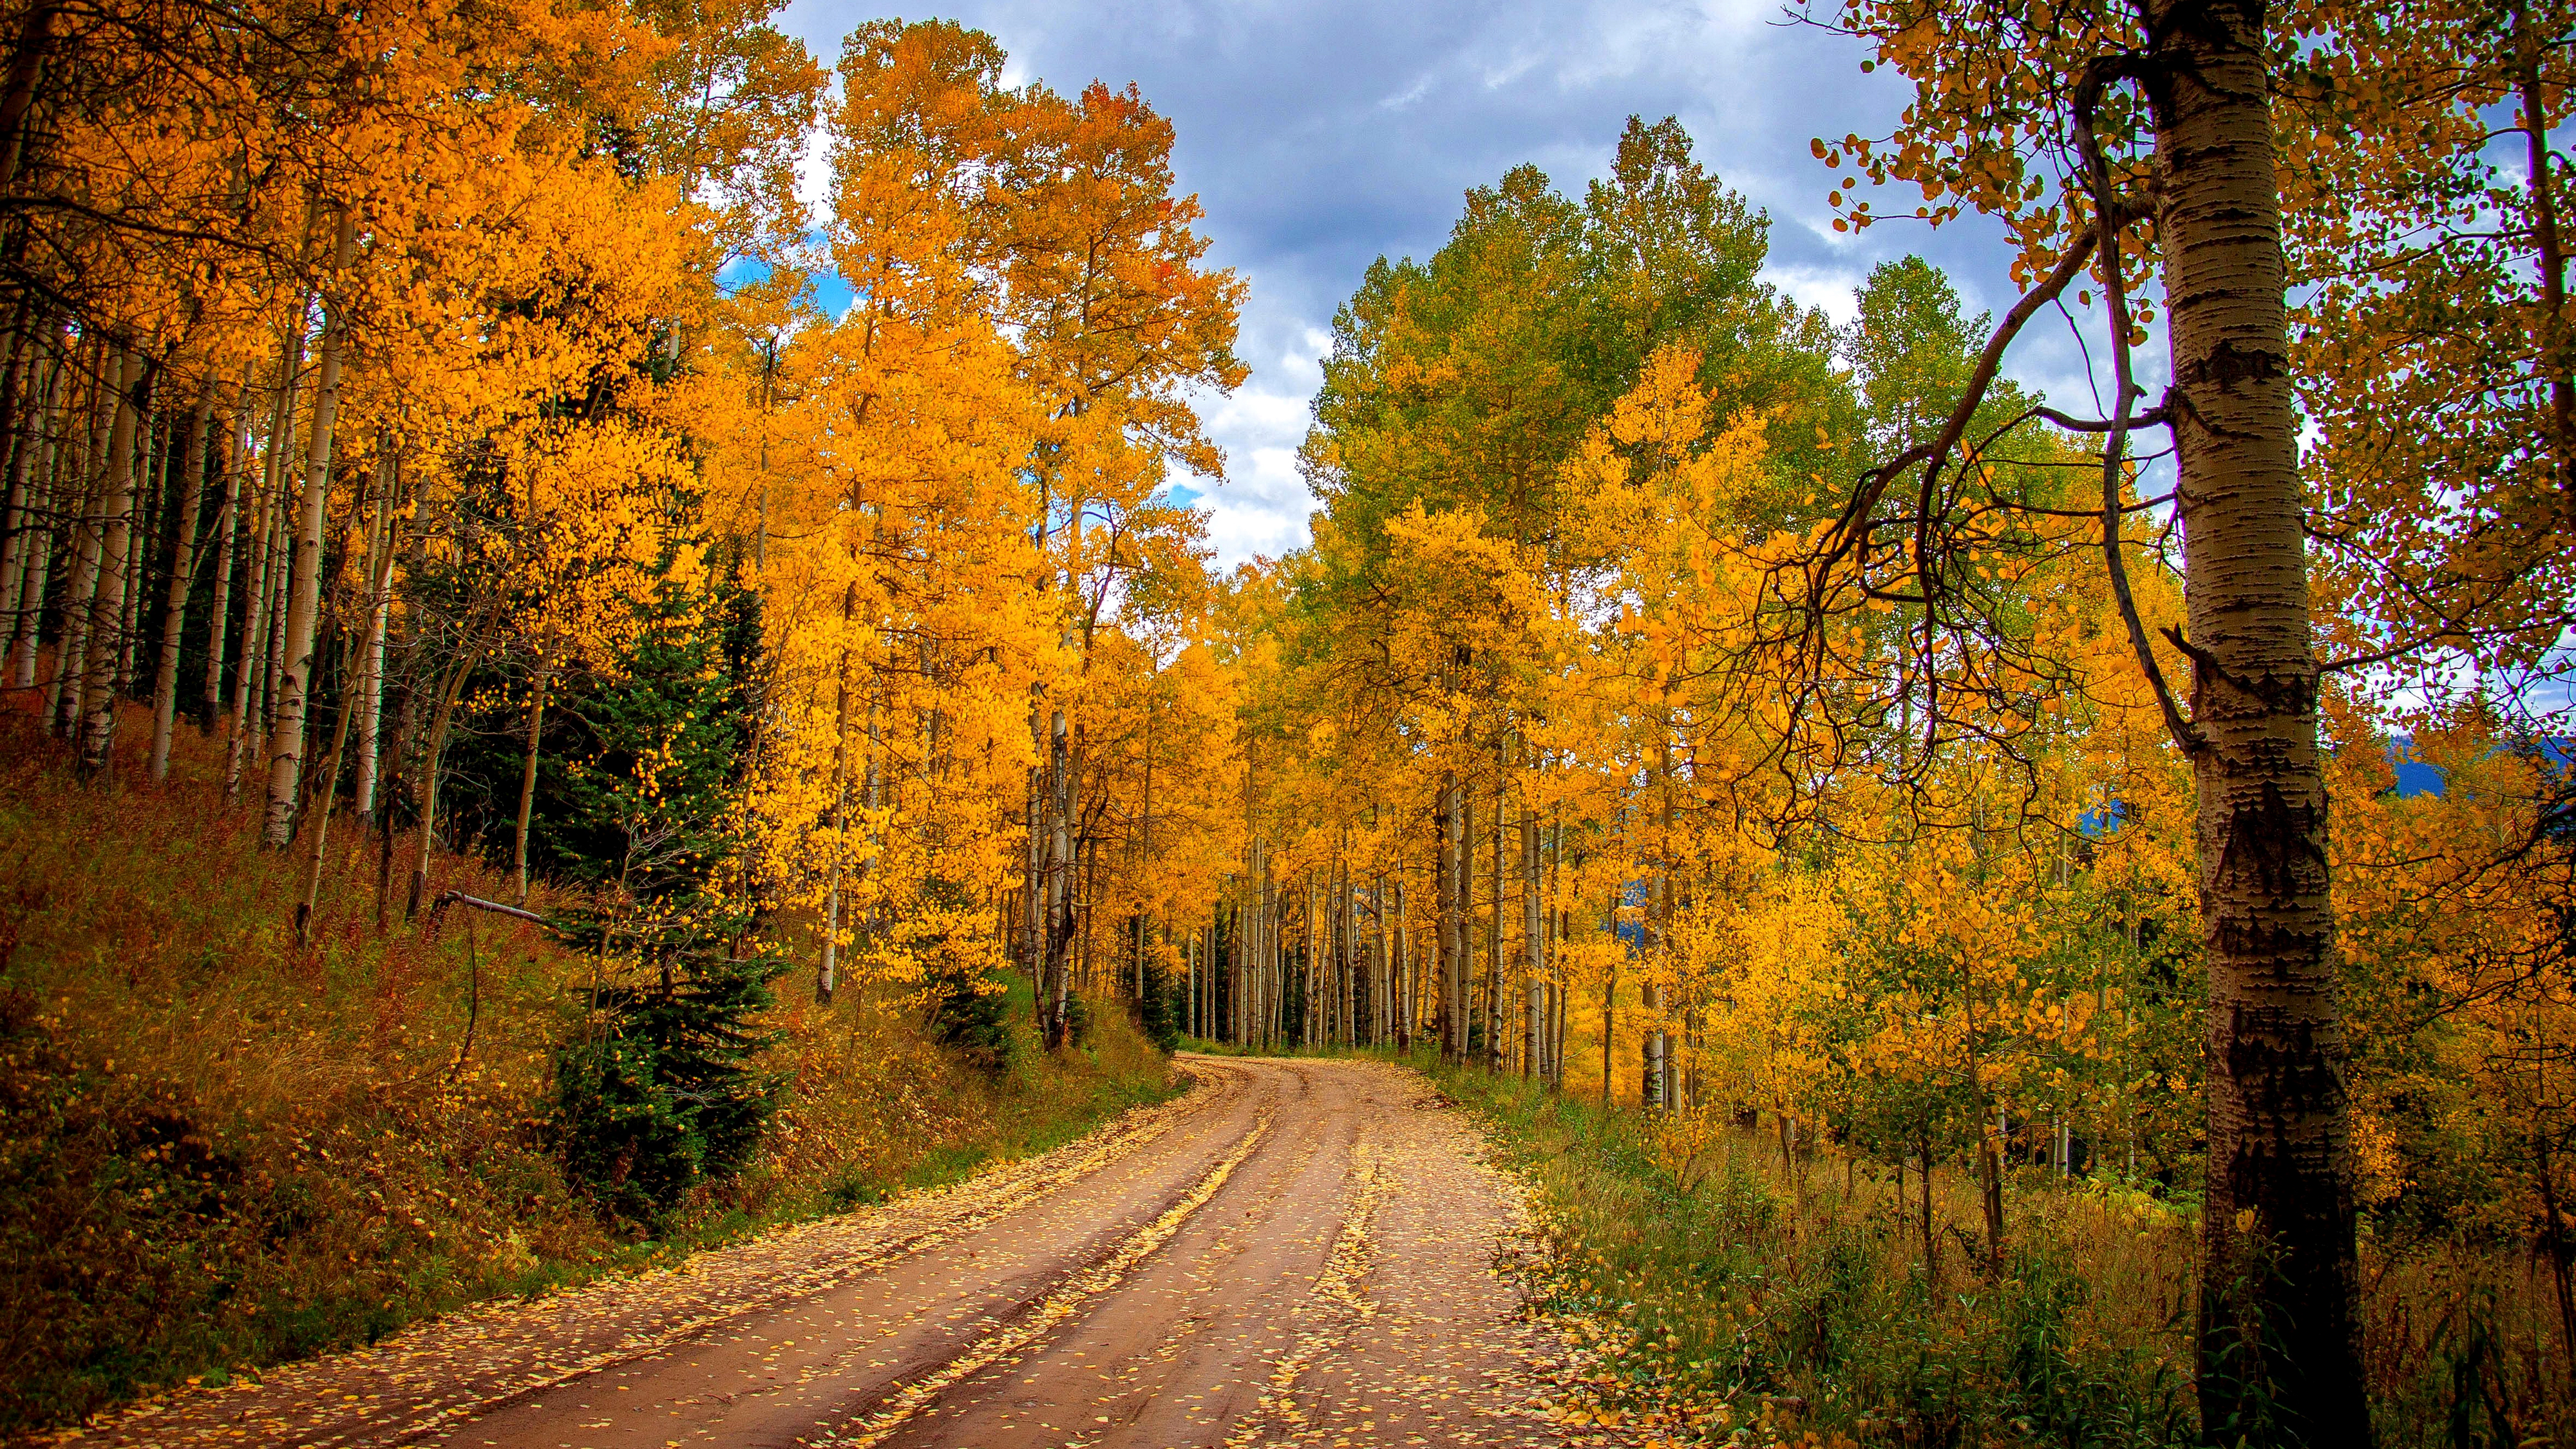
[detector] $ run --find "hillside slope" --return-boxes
[0,705,1173,1435]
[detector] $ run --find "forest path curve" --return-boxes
[74,1056,1624,1449]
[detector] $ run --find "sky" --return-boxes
[773,0,2121,569]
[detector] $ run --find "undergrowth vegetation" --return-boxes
[0,708,1175,1435]
[1435,1062,2576,1449]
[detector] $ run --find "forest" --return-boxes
[0,0,2569,1443]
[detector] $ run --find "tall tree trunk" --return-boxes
[1521,803,1543,1081]
[513,665,551,905]
[293,519,394,945]
[1043,703,1072,1048]
[352,456,390,815]
[3,336,57,688]
[147,390,209,780]
[1439,772,1464,1063]
[200,394,248,731]
[6,422,53,690]
[0,314,33,670]
[227,350,298,800]
[2147,1,2364,1435]
[1602,916,1617,1104]
[52,345,111,735]
[115,412,155,694]
[77,346,143,777]
[262,210,358,848]
[1486,760,1504,1072]
[407,631,486,920]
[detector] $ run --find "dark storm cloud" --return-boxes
[776,0,2121,563]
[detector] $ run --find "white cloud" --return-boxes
[1768,262,1866,327]
[772,0,2073,565]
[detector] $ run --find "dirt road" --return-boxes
[84,1056,1610,1448]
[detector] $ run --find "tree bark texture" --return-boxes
[76,346,141,775]
[2146,0,2365,1436]
[262,211,357,847]
[147,391,209,780]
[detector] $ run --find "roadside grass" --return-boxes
[1423,1059,2574,1448]
[0,705,1177,1435]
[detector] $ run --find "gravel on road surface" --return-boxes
[73,1056,1627,1449]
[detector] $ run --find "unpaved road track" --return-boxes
[79,1056,1615,1448]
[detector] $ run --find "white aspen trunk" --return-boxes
[1521,804,1544,1081]
[512,665,551,905]
[256,487,289,739]
[2126,1,2364,1430]
[225,456,279,797]
[7,443,51,690]
[227,363,295,800]
[52,348,112,735]
[261,210,358,848]
[201,394,249,732]
[820,628,853,1005]
[862,692,882,951]
[352,457,389,815]
[6,348,59,690]
[77,346,142,775]
[147,390,210,780]
[1392,877,1408,1052]
[1486,767,1505,1074]
[0,329,41,656]
[113,413,153,695]
[1044,703,1072,1046]
[1441,774,1465,1063]
[293,509,397,943]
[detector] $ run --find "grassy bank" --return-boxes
[0,709,1177,1435]
[1426,1059,2574,1448]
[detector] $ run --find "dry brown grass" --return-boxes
[1437,1063,2576,1446]
[0,697,1174,1435]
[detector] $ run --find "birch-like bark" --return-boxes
[820,627,853,1004]
[512,665,551,906]
[1440,773,1466,1063]
[1520,804,1544,1080]
[52,346,111,734]
[201,395,251,732]
[262,210,359,848]
[1394,877,1411,1053]
[352,457,390,815]
[1043,703,1073,1047]
[76,346,143,776]
[113,414,153,694]
[2145,0,2363,1432]
[3,339,57,687]
[0,316,33,656]
[227,350,299,799]
[298,509,401,942]
[6,424,52,690]
[147,391,210,779]
[1486,764,1504,1073]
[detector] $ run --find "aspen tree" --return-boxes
[146,390,209,780]
[76,346,142,776]
[4,339,59,689]
[0,323,39,658]
[262,209,358,848]
[52,347,111,737]
[200,395,250,733]
[227,350,299,800]
[1791,0,2369,1421]
[351,455,390,817]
